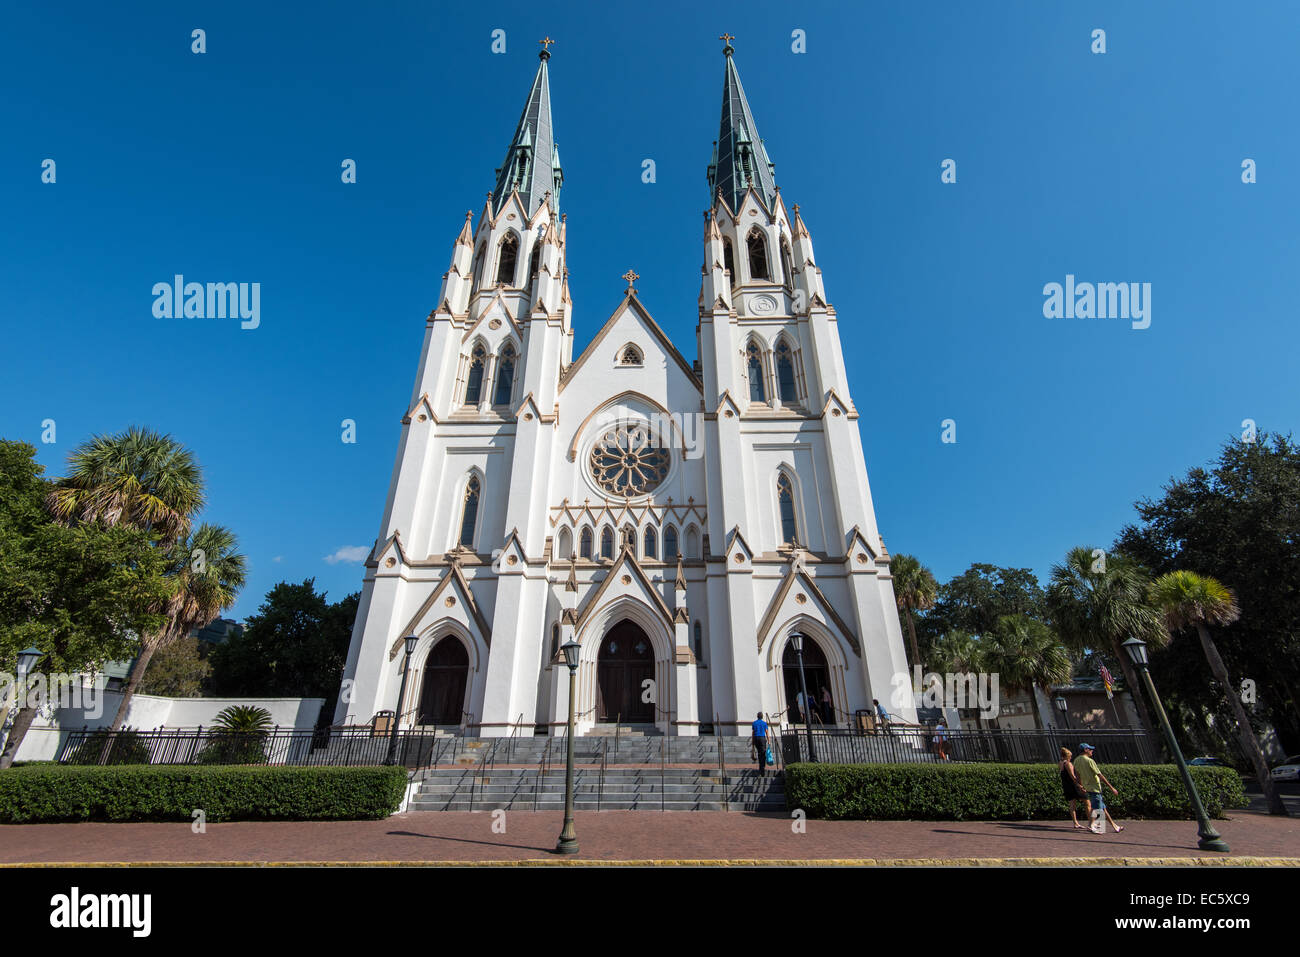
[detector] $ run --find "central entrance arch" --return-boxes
[417,638,468,725]
[782,638,833,726]
[596,619,654,723]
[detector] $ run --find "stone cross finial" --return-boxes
[622,269,639,291]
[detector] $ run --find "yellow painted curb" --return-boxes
[2,856,1297,867]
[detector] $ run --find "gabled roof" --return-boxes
[707,42,778,215]
[572,545,675,633]
[391,560,493,656]
[492,50,562,219]
[755,553,861,656]
[559,291,701,393]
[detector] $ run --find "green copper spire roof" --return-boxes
[493,45,562,219]
[707,39,778,212]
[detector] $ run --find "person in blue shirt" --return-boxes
[752,713,770,776]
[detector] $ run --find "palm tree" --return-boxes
[47,427,204,547]
[929,630,985,727]
[1047,546,1167,734]
[983,614,1073,729]
[1150,570,1289,817]
[891,553,939,673]
[108,523,246,730]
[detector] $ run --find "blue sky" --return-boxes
[2,1,1297,620]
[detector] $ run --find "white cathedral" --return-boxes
[335,39,917,737]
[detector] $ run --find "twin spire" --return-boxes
[490,35,776,219]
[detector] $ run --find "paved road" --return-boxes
[1,807,1296,864]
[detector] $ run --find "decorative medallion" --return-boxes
[856,553,868,564]
[796,593,807,604]
[734,554,744,563]
[489,318,502,330]
[832,408,842,417]
[418,414,427,421]
[524,412,534,421]
[384,557,396,568]
[621,574,632,585]
[445,596,456,607]
[750,294,778,315]
[507,213,517,220]
[507,554,518,565]
[724,409,734,418]
[587,424,670,497]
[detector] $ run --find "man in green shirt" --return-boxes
[1076,743,1123,833]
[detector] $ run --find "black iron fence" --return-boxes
[780,727,1158,765]
[55,726,461,769]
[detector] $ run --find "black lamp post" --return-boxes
[1055,695,1070,730]
[385,635,419,766]
[556,639,581,855]
[790,633,817,762]
[2,647,43,746]
[1123,636,1229,852]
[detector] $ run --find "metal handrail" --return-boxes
[597,739,607,812]
[715,712,729,812]
[534,737,553,812]
[506,712,525,763]
[660,736,666,812]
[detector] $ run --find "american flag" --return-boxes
[1100,663,1114,699]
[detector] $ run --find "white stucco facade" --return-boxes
[335,47,916,737]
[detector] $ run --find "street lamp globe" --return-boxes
[560,639,580,672]
[15,647,42,681]
[403,635,419,658]
[1122,636,1149,667]
[1054,696,1067,713]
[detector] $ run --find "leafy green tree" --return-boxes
[208,580,358,723]
[1046,545,1168,735]
[139,637,211,698]
[0,441,170,767]
[1116,432,1300,753]
[890,553,938,672]
[1150,570,1288,816]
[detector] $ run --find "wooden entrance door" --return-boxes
[782,639,833,725]
[596,620,655,723]
[418,638,468,725]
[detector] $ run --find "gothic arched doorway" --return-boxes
[782,638,833,726]
[417,638,468,725]
[596,620,654,723]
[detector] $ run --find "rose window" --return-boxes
[588,425,670,496]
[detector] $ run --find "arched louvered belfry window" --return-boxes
[464,343,487,405]
[693,620,703,661]
[459,475,481,548]
[600,526,614,560]
[775,338,797,403]
[550,623,560,661]
[777,472,797,545]
[781,238,795,288]
[723,238,735,284]
[580,526,593,560]
[496,233,519,286]
[644,526,657,559]
[474,242,487,289]
[663,525,678,560]
[746,340,766,403]
[494,342,516,406]
[747,228,770,281]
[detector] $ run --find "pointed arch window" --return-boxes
[685,526,700,560]
[775,339,797,403]
[580,526,593,560]
[723,238,735,285]
[459,475,481,548]
[777,473,797,545]
[550,623,560,661]
[747,229,770,281]
[693,620,703,662]
[644,526,657,560]
[496,233,519,286]
[618,343,643,366]
[464,344,487,405]
[474,242,487,290]
[528,241,541,288]
[781,238,795,289]
[494,342,517,406]
[600,526,614,560]
[556,526,572,562]
[746,340,767,404]
[663,525,678,560]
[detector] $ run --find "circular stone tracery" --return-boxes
[588,424,670,497]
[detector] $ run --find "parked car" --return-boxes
[1269,756,1300,782]
[1189,756,1228,767]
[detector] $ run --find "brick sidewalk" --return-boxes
[0,809,1296,865]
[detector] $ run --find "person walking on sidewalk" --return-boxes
[1075,743,1124,833]
[1059,746,1091,829]
[752,712,771,777]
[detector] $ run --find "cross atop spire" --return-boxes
[719,32,735,54]
[706,42,777,212]
[492,48,563,218]
[622,269,639,293]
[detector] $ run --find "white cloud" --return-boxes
[324,545,370,565]
[272,556,283,563]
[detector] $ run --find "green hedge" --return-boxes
[0,764,409,823]
[784,763,1248,821]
